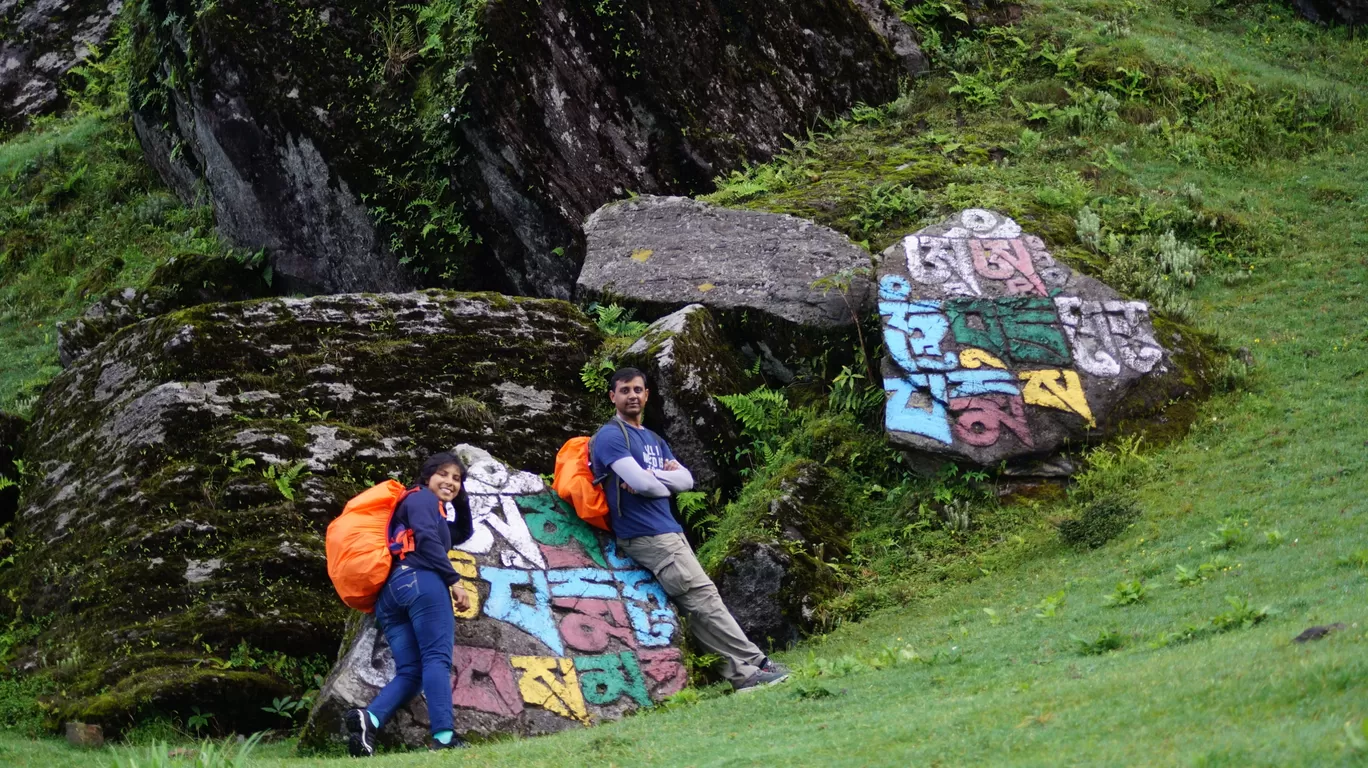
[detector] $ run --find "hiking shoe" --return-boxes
[428,735,469,751]
[760,657,790,676]
[734,665,790,693]
[344,708,376,757]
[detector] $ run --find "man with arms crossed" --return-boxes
[592,367,789,692]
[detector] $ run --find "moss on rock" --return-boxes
[0,291,603,733]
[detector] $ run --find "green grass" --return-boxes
[2,0,1367,763]
[0,61,233,412]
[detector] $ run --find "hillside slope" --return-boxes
[2,0,1365,763]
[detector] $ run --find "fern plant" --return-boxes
[263,461,310,501]
[716,389,802,476]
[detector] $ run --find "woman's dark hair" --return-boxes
[417,452,469,516]
[418,452,466,487]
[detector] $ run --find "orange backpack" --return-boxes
[325,480,417,612]
[552,421,629,532]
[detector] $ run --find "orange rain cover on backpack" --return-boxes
[552,437,611,531]
[326,480,410,612]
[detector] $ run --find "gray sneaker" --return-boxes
[760,657,790,676]
[734,665,790,693]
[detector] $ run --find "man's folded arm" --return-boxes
[653,466,694,493]
[609,457,671,498]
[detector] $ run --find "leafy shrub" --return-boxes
[1034,589,1067,619]
[1073,628,1124,655]
[0,675,51,736]
[1058,496,1141,549]
[1103,579,1148,607]
[1210,595,1272,632]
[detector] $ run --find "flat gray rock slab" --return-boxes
[877,209,1170,465]
[580,196,873,329]
[303,446,686,748]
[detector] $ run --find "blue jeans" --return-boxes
[368,564,455,734]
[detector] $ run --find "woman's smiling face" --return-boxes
[426,463,463,502]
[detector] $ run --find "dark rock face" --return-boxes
[1289,0,1366,25]
[581,196,875,381]
[302,446,686,748]
[57,253,273,366]
[619,304,747,497]
[0,0,121,128]
[0,291,602,734]
[712,460,849,648]
[877,209,1205,466]
[129,0,919,297]
[0,411,23,525]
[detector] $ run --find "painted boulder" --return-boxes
[302,445,686,748]
[878,209,1172,465]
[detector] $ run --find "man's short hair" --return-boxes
[609,367,648,391]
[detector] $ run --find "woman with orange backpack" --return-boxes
[345,452,474,755]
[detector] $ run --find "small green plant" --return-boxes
[948,69,1015,107]
[1176,555,1239,586]
[794,681,838,700]
[849,182,926,233]
[1103,580,1148,607]
[1150,624,1209,648]
[262,694,310,721]
[262,461,310,501]
[185,706,212,734]
[1073,628,1125,655]
[1205,516,1247,550]
[586,302,650,338]
[1338,549,1368,568]
[1174,563,1206,587]
[221,451,255,474]
[1210,595,1272,632]
[1034,590,1067,619]
[1262,529,1286,547]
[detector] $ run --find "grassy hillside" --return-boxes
[1,0,1366,763]
[0,32,237,413]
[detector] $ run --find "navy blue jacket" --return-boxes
[388,487,474,586]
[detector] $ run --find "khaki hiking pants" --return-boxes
[616,532,765,686]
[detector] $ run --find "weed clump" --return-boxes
[1058,496,1141,549]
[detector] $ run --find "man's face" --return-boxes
[609,376,648,418]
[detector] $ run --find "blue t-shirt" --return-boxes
[591,419,682,539]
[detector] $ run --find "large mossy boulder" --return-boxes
[581,195,875,382]
[877,209,1210,467]
[619,304,749,497]
[302,445,687,748]
[0,291,602,735]
[57,253,274,366]
[128,0,921,296]
[0,0,122,129]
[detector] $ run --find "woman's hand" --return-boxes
[450,584,471,613]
